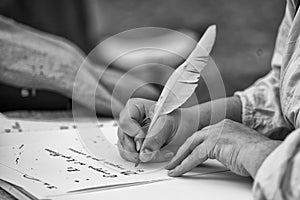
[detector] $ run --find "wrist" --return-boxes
[242,140,281,178]
[169,108,198,147]
[186,103,210,130]
[187,96,243,130]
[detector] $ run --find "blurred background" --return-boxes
[0,0,285,113]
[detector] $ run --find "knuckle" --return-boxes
[118,117,128,129]
[118,110,132,129]
[195,147,204,159]
[185,138,195,152]
[126,98,143,106]
[188,153,197,163]
[124,98,146,119]
[126,98,135,106]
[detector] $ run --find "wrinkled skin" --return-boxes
[117,97,281,178]
[0,15,159,116]
[166,119,281,177]
[117,98,198,163]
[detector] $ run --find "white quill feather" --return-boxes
[149,25,217,131]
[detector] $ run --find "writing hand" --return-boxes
[118,98,196,163]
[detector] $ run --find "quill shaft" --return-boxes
[135,25,216,166]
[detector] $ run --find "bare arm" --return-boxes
[187,96,242,130]
[0,15,159,115]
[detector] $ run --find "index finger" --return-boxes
[165,128,208,170]
[139,115,174,162]
[168,145,208,176]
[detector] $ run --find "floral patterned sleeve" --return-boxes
[239,0,300,199]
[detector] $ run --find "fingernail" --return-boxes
[140,154,152,162]
[168,170,174,176]
[139,149,152,162]
[169,166,181,177]
[136,141,141,151]
[142,148,153,154]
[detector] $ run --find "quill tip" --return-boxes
[209,24,216,30]
[206,24,217,36]
[196,24,217,55]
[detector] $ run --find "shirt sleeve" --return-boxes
[251,2,300,198]
[253,129,300,200]
[234,4,293,138]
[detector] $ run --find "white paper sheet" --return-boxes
[0,130,166,198]
[0,117,112,134]
[0,119,229,199]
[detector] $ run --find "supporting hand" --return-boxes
[166,119,281,178]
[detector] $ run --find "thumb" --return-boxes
[140,115,175,162]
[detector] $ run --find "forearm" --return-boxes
[0,16,85,92]
[0,15,123,115]
[187,96,242,130]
